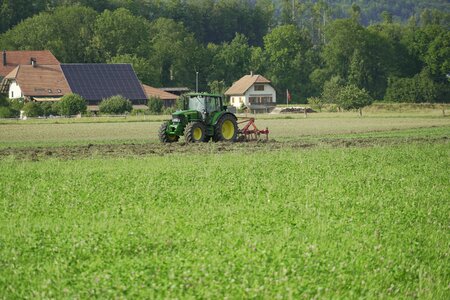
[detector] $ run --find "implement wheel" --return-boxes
[184,122,206,143]
[213,114,238,142]
[159,122,179,143]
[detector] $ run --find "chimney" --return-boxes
[2,50,6,66]
[250,71,253,76]
[31,57,36,67]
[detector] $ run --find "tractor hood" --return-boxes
[172,110,202,122]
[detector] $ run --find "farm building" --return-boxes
[1,64,70,101]
[142,84,178,107]
[225,73,277,113]
[1,62,149,111]
[0,50,60,80]
[159,87,190,96]
[60,64,148,111]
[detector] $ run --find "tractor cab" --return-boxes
[183,93,225,114]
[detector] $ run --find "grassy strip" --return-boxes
[0,143,448,298]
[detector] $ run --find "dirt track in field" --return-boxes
[0,136,447,161]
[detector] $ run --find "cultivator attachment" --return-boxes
[237,117,269,141]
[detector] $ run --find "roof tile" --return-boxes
[0,50,60,77]
[225,74,271,95]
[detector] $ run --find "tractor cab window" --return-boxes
[206,96,221,113]
[188,96,205,112]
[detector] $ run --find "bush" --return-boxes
[40,102,58,116]
[307,97,324,112]
[0,95,8,107]
[163,106,176,115]
[385,70,439,103]
[58,94,87,116]
[99,95,132,114]
[22,102,43,117]
[147,97,163,114]
[9,98,24,112]
[0,106,15,118]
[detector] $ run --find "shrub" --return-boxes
[9,98,24,112]
[0,95,8,107]
[22,102,43,117]
[40,102,58,116]
[58,94,87,116]
[307,97,324,112]
[99,95,132,114]
[0,106,15,118]
[384,70,439,103]
[163,106,176,115]
[147,97,163,114]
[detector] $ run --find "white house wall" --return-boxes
[230,84,277,109]
[8,80,23,99]
[244,84,276,106]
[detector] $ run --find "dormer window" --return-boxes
[57,89,61,93]
[254,84,264,91]
[48,89,52,93]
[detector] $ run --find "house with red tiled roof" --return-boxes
[225,73,276,113]
[2,64,70,101]
[142,84,178,107]
[0,50,60,79]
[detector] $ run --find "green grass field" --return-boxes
[0,112,449,298]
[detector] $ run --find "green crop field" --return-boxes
[0,112,449,298]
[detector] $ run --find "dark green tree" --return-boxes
[0,6,98,63]
[264,25,314,102]
[208,33,252,86]
[89,8,150,61]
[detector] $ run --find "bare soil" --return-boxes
[0,136,447,161]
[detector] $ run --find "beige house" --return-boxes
[225,74,276,113]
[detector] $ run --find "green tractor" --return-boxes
[158,93,238,143]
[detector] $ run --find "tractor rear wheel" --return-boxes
[213,114,238,142]
[184,122,206,143]
[159,122,179,143]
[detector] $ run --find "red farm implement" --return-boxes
[237,117,269,141]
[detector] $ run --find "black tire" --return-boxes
[213,114,238,142]
[184,122,206,143]
[159,122,179,143]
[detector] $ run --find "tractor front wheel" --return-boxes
[184,122,206,143]
[214,114,238,142]
[159,122,179,143]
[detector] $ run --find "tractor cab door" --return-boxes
[188,95,206,112]
[205,96,222,113]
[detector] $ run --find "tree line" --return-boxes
[0,1,449,105]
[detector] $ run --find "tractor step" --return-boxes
[236,117,269,141]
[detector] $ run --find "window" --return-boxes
[254,84,264,91]
[11,91,14,98]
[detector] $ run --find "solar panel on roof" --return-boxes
[60,64,147,102]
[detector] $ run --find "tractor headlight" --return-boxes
[172,117,181,123]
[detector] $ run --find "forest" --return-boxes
[0,0,449,103]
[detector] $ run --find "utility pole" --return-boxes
[196,71,199,93]
[292,0,295,22]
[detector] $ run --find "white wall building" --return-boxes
[225,74,276,113]
[8,80,22,99]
